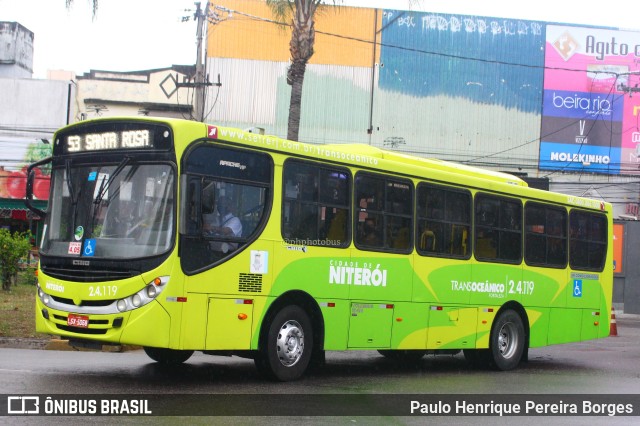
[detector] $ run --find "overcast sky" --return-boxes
[2,0,639,79]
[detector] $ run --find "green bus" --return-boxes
[26,117,613,381]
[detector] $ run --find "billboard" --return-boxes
[541,25,640,175]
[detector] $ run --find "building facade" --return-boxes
[204,0,640,220]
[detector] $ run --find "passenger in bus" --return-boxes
[361,218,381,246]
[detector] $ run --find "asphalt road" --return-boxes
[1,315,638,425]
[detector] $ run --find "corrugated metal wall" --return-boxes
[206,2,545,173]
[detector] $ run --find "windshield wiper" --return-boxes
[94,156,130,205]
[88,157,132,238]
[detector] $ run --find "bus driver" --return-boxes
[204,196,242,238]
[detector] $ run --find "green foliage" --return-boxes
[23,143,52,174]
[0,229,33,291]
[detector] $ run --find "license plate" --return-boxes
[67,313,89,328]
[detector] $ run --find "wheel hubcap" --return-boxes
[498,322,518,359]
[276,320,304,367]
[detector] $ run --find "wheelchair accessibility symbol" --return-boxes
[83,239,96,257]
[573,279,582,298]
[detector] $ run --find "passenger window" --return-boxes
[524,203,567,268]
[355,173,412,252]
[416,183,471,258]
[282,160,350,247]
[569,210,607,271]
[475,194,522,263]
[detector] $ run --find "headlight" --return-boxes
[113,276,168,313]
[117,299,127,312]
[36,277,169,315]
[145,285,157,298]
[131,294,142,307]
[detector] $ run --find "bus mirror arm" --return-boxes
[25,156,52,219]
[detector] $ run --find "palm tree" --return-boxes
[267,0,341,142]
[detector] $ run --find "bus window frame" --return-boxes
[568,209,608,272]
[415,181,472,260]
[281,158,352,249]
[474,192,523,264]
[179,142,273,275]
[524,201,568,269]
[354,171,414,254]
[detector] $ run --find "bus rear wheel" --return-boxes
[143,347,194,365]
[255,305,313,381]
[489,309,525,371]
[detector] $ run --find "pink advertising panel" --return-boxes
[541,25,640,175]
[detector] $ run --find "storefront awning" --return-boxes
[0,198,47,220]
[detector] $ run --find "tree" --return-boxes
[0,229,32,291]
[267,0,341,142]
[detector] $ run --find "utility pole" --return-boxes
[194,2,208,122]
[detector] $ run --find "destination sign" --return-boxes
[65,129,153,153]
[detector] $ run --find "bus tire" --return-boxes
[489,309,525,371]
[377,349,426,362]
[143,347,194,365]
[255,305,313,381]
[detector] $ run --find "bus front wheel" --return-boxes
[255,305,313,381]
[489,309,525,371]
[143,347,194,365]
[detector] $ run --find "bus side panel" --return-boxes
[270,247,350,300]
[206,297,254,349]
[526,307,550,348]
[182,292,208,349]
[581,308,602,341]
[566,274,601,309]
[392,302,428,350]
[419,260,471,305]
[347,301,394,348]
[319,298,350,350]
[473,306,499,349]
[119,301,170,347]
[426,306,477,350]
[547,308,582,344]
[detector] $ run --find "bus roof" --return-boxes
[325,143,528,187]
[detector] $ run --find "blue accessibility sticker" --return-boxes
[573,280,582,298]
[82,239,96,257]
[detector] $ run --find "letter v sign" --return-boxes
[207,125,218,138]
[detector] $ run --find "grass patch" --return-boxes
[0,269,46,338]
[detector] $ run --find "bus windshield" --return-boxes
[41,161,175,259]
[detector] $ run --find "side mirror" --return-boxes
[25,157,52,219]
